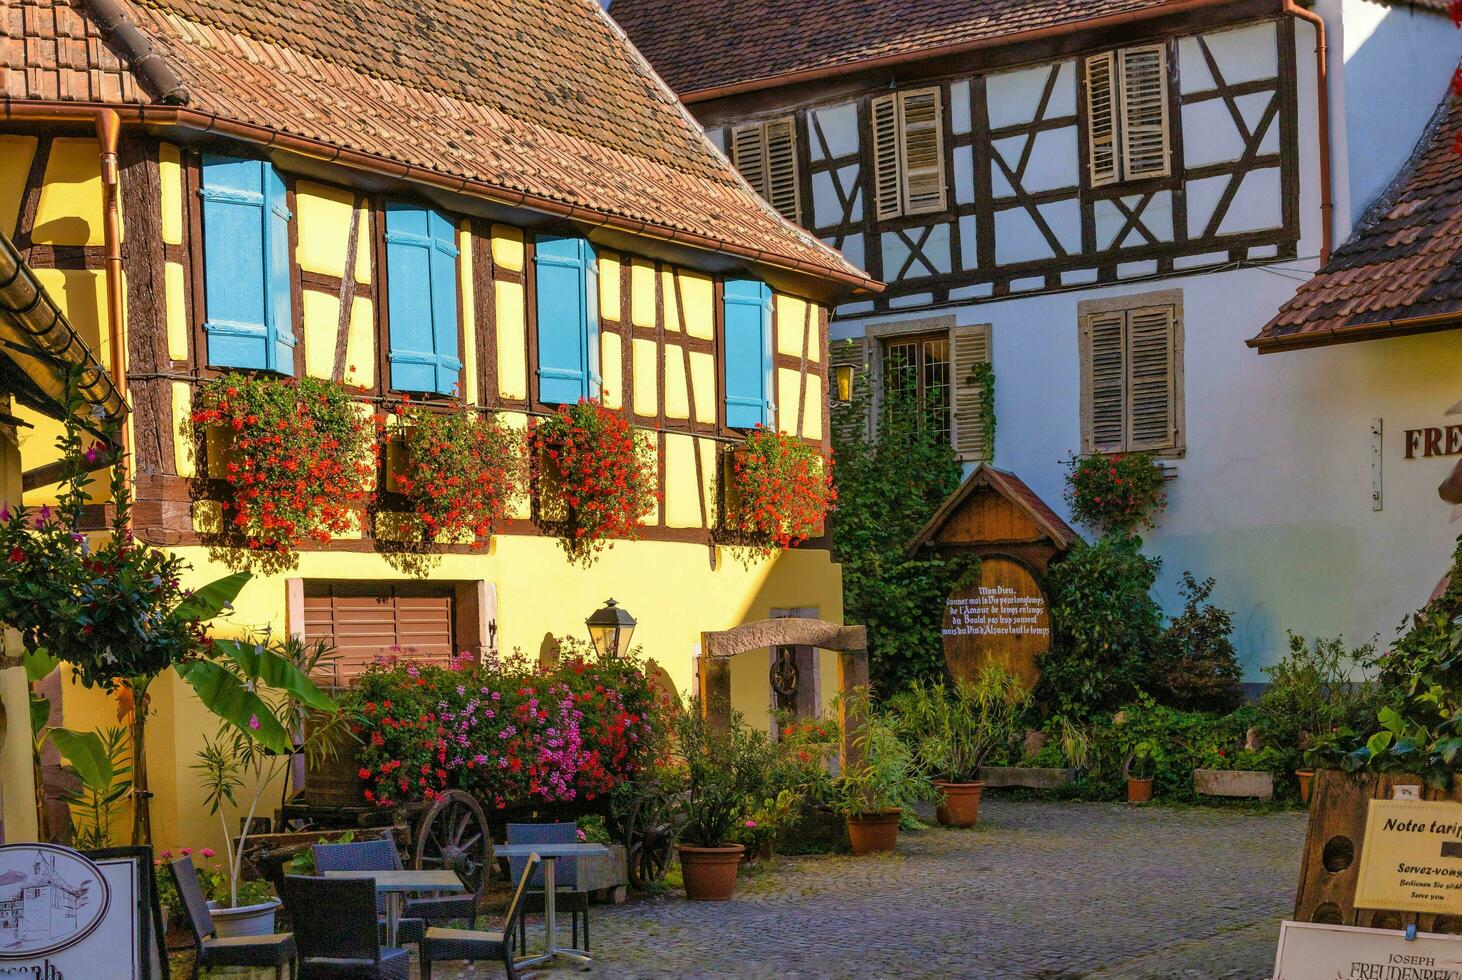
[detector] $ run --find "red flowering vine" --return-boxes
[1063,451,1167,534]
[722,425,835,556]
[391,398,523,547]
[191,373,378,554]
[528,400,658,562]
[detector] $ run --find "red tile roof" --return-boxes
[613,0,1190,99]
[1252,86,1462,351]
[2,0,877,294]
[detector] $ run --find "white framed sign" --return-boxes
[0,844,159,979]
[1273,920,1462,980]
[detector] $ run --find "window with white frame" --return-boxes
[1078,292,1184,455]
[870,87,947,220]
[1084,44,1172,187]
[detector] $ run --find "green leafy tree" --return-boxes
[831,355,974,694]
[1147,573,1244,713]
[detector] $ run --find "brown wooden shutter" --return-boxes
[763,118,801,223]
[829,336,874,443]
[1118,45,1171,180]
[1085,52,1119,187]
[1125,305,1176,451]
[731,123,769,198]
[870,94,903,220]
[899,88,946,216]
[1083,311,1127,453]
[951,323,992,461]
[303,585,456,684]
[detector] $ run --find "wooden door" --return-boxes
[941,556,1050,692]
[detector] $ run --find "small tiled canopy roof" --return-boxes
[2,0,876,296]
[907,464,1080,555]
[614,0,1193,99]
[1251,84,1462,351]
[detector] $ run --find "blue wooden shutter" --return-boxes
[534,234,600,404]
[385,203,462,394]
[723,278,773,428]
[200,157,296,372]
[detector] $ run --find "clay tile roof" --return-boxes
[2,0,876,295]
[611,0,1182,99]
[1252,82,1462,352]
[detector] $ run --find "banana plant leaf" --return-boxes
[175,660,290,753]
[24,649,60,684]
[49,727,111,792]
[174,571,251,624]
[29,694,50,737]
[209,639,334,712]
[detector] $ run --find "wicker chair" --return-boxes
[312,837,475,932]
[168,856,297,980]
[420,854,538,980]
[505,822,591,953]
[282,875,410,980]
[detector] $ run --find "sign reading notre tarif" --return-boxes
[942,556,1050,691]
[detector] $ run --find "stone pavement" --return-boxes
[425,798,1306,979]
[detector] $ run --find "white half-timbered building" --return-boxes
[614,0,1462,673]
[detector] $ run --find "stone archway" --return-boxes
[699,618,868,768]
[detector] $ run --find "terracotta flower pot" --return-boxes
[676,844,744,901]
[846,808,901,855]
[1296,769,1315,804]
[1126,776,1154,804]
[934,781,984,828]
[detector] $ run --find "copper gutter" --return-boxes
[95,110,128,442]
[1282,0,1334,264]
[0,101,882,297]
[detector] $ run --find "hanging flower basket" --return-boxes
[720,425,835,557]
[1062,451,1167,534]
[191,373,379,554]
[528,400,658,561]
[388,398,523,548]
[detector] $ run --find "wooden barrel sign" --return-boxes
[942,555,1050,692]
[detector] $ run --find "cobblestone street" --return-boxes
[434,799,1306,979]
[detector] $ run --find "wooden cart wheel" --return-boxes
[412,789,492,893]
[623,789,674,888]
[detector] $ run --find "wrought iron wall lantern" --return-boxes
[587,598,636,659]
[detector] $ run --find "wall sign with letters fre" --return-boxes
[1404,424,1462,460]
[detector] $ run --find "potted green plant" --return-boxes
[833,689,929,854]
[1124,743,1157,803]
[669,704,770,900]
[192,634,346,935]
[890,665,1027,827]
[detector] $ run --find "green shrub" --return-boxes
[1256,632,1379,774]
[888,665,1030,782]
[1147,573,1244,713]
[1039,533,1163,718]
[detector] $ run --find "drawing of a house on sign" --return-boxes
[0,853,86,945]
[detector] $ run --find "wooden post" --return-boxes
[697,632,732,730]
[837,648,870,773]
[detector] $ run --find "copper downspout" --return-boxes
[1283,0,1335,265]
[94,109,128,446]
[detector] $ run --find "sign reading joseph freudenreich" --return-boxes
[1273,921,1462,980]
[1354,799,1462,914]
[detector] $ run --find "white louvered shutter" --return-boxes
[763,118,801,223]
[1085,52,1119,187]
[951,323,993,461]
[1118,45,1171,180]
[871,94,903,220]
[732,123,770,198]
[1125,305,1176,450]
[1084,311,1127,453]
[899,88,947,216]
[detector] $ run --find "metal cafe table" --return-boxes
[320,868,467,946]
[495,841,609,970]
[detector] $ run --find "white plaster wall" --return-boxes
[1328,0,1459,228]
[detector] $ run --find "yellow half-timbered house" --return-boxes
[0,0,879,848]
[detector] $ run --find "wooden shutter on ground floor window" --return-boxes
[1118,44,1171,181]
[1125,305,1178,451]
[870,94,902,221]
[899,88,947,216]
[829,336,873,443]
[1082,310,1127,453]
[303,585,456,684]
[951,323,992,462]
[1084,52,1119,188]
